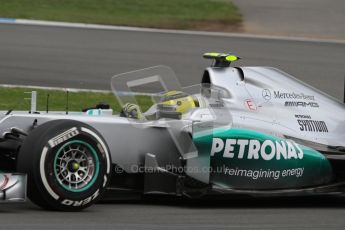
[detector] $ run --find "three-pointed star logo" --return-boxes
[262,89,271,101]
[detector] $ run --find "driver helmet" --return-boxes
[157,91,199,117]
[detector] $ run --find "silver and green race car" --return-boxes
[1,53,344,211]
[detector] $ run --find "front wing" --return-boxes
[0,173,26,202]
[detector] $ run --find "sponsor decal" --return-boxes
[298,120,328,132]
[211,138,303,160]
[244,99,257,111]
[295,114,312,119]
[209,102,224,108]
[223,166,304,180]
[61,189,99,206]
[285,101,319,108]
[274,91,315,101]
[294,114,328,132]
[48,127,79,148]
[262,89,271,101]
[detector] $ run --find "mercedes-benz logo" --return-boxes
[262,89,271,101]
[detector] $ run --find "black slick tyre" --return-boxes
[17,120,112,211]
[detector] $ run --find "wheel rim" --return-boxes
[53,140,100,192]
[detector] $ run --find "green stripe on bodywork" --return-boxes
[193,128,333,189]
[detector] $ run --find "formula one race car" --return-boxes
[1,53,345,211]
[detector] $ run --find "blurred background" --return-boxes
[1,1,345,229]
[0,0,344,102]
[1,0,344,38]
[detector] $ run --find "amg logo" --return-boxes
[298,120,328,132]
[48,127,79,148]
[285,101,319,107]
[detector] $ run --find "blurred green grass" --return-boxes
[0,0,241,30]
[0,87,153,113]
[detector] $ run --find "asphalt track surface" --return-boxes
[1,24,345,229]
[2,196,345,230]
[0,24,345,99]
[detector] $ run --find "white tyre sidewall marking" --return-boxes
[81,127,111,174]
[39,126,110,202]
[40,146,59,200]
[103,175,108,188]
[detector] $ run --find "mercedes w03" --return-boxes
[0,53,344,211]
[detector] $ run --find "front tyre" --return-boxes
[17,120,112,211]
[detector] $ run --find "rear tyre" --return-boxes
[17,120,112,211]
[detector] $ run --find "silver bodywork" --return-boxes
[0,114,185,172]
[0,65,344,188]
[206,66,345,147]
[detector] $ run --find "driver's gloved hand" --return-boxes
[120,103,145,120]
